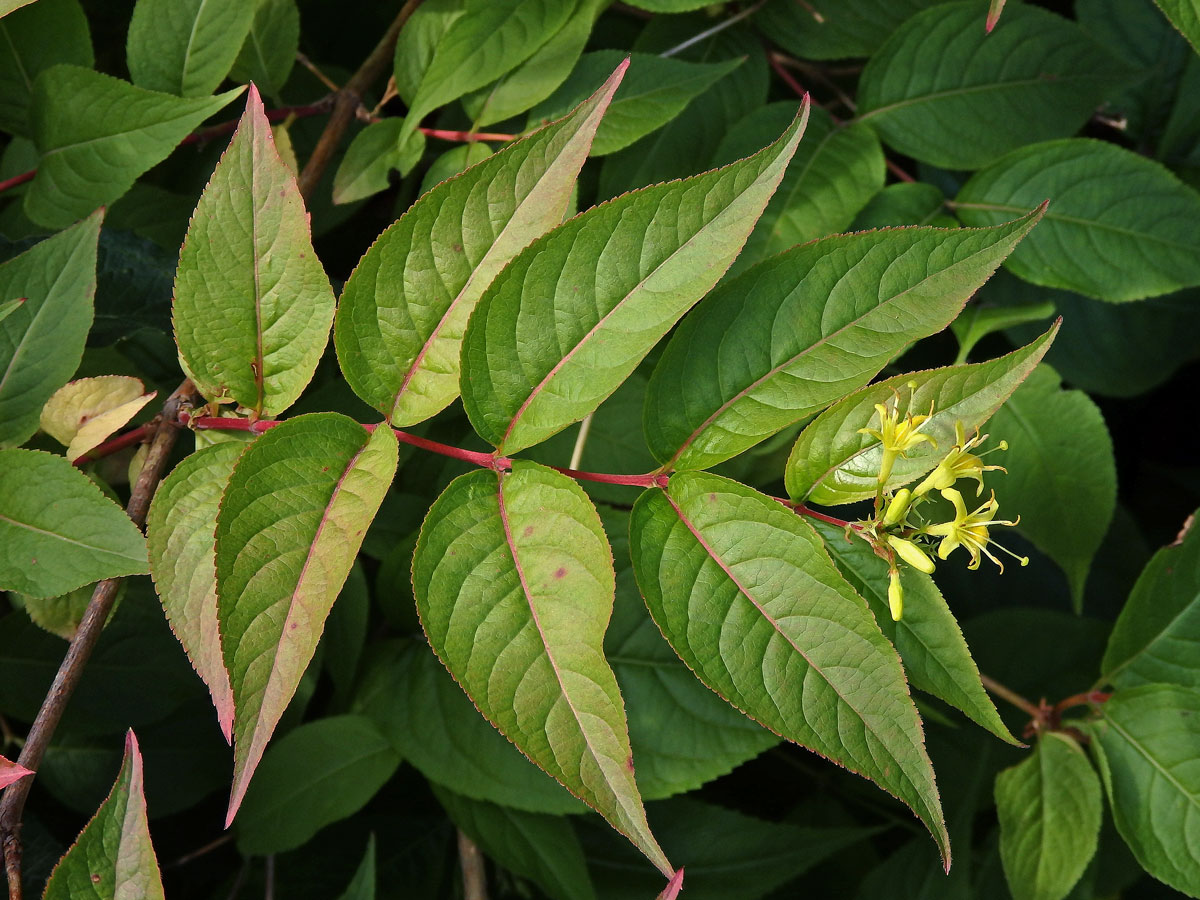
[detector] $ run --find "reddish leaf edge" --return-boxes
[0,754,33,790]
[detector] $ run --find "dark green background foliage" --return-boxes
[2,0,1200,899]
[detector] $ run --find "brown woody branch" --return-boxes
[0,381,197,900]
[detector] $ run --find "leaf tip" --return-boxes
[657,868,685,900]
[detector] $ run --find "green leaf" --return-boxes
[645,209,1043,472]
[813,521,1017,745]
[334,835,375,900]
[0,0,92,137]
[1088,684,1200,896]
[857,2,1130,170]
[956,139,1200,301]
[950,299,1055,364]
[0,211,101,448]
[621,0,712,10]
[353,640,584,814]
[714,104,884,271]
[216,414,398,823]
[785,324,1058,506]
[331,119,426,205]
[126,0,256,97]
[1157,0,1200,53]
[1102,514,1200,691]
[416,142,491,197]
[25,66,243,229]
[0,449,148,598]
[397,0,576,143]
[527,50,740,156]
[434,787,597,900]
[601,507,778,798]
[755,0,942,60]
[462,106,808,455]
[334,65,625,426]
[582,796,878,900]
[852,182,955,230]
[146,442,246,742]
[463,0,601,128]
[629,472,949,865]
[229,0,300,99]
[40,376,155,460]
[0,298,21,324]
[995,732,1102,900]
[412,461,672,876]
[175,86,335,418]
[236,715,401,856]
[42,731,164,900]
[986,365,1116,606]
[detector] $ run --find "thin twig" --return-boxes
[569,414,594,470]
[296,0,424,200]
[167,833,235,869]
[660,0,767,58]
[0,381,196,900]
[295,52,342,93]
[979,674,1040,718]
[457,830,489,900]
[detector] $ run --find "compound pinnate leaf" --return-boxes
[629,472,948,864]
[236,715,400,856]
[175,85,335,418]
[216,414,398,823]
[0,753,32,789]
[462,105,809,456]
[956,139,1200,301]
[813,521,1017,746]
[146,442,246,742]
[645,208,1043,472]
[0,211,101,448]
[785,324,1058,507]
[25,66,243,229]
[0,449,148,599]
[1156,0,1200,52]
[1088,685,1200,896]
[1102,513,1200,691]
[412,461,672,876]
[527,50,740,156]
[0,0,93,137]
[334,63,627,427]
[40,376,155,461]
[858,2,1130,170]
[987,365,1116,607]
[126,0,256,97]
[397,0,576,143]
[996,732,1102,900]
[42,731,164,900]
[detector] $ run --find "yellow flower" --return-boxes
[858,391,937,484]
[913,422,1007,497]
[924,488,1028,572]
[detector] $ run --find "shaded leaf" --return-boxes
[331,119,426,205]
[858,2,1130,170]
[0,211,101,448]
[986,365,1116,606]
[334,64,625,426]
[335,835,376,900]
[785,324,1057,506]
[40,376,155,460]
[1088,684,1200,896]
[527,50,740,156]
[950,299,1055,364]
[0,0,92,137]
[412,461,671,875]
[146,441,246,742]
[236,716,400,856]
[630,472,949,864]
[417,142,492,197]
[462,105,808,455]
[0,449,148,598]
[175,85,335,417]
[1102,513,1200,691]
[126,0,256,97]
[434,787,597,900]
[25,66,242,229]
[956,139,1200,301]
[755,0,942,60]
[996,732,1102,900]
[645,209,1043,472]
[852,182,954,230]
[353,640,584,814]
[814,520,1017,745]
[229,0,300,99]
[216,414,398,822]
[1157,0,1200,52]
[42,731,164,900]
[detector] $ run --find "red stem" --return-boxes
[1055,690,1110,713]
[784,501,859,530]
[72,423,154,466]
[421,128,515,143]
[0,170,34,195]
